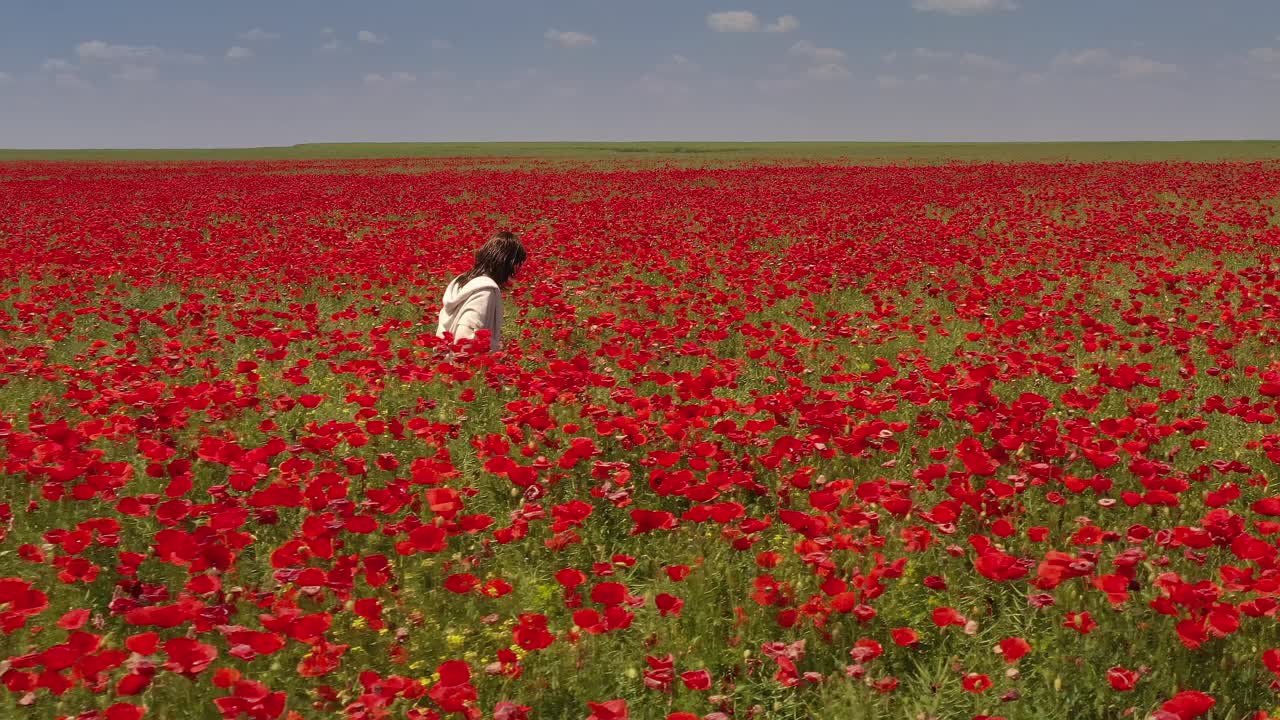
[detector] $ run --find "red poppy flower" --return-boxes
[962,673,992,693]
[162,637,218,678]
[1107,666,1138,692]
[586,699,628,720]
[681,669,712,690]
[590,582,627,606]
[891,628,919,647]
[932,607,966,627]
[1161,690,1215,720]
[999,637,1031,663]
[104,704,147,720]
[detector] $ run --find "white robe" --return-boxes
[436,275,504,352]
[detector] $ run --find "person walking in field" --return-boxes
[436,231,527,352]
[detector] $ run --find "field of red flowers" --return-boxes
[3,158,1280,720]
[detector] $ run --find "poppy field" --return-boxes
[4,156,1280,720]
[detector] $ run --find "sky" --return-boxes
[2,0,1279,147]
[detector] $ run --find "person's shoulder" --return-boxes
[465,276,501,293]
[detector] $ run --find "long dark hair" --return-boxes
[456,231,527,287]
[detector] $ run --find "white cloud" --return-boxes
[76,40,203,64]
[54,72,88,89]
[364,71,416,88]
[912,0,1017,15]
[1248,47,1280,64]
[957,51,1015,73]
[1241,46,1280,80]
[112,64,157,82]
[1052,48,1177,78]
[637,74,692,97]
[882,48,1014,84]
[357,30,386,45]
[1052,49,1108,69]
[708,11,797,33]
[317,29,344,53]
[42,58,76,73]
[758,59,850,92]
[790,40,845,63]
[807,63,850,78]
[755,75,799,93]
[910,48,947,62]
[77,40,152,62]
[431,39,452,50]
[544,29,596,48]
[909,47,1015,73]
[638,55,699,97]
[771,42,850,83]
[495,67,541,92]
[708,11,760,32]
[239,28,280,42]
[656,54,697,73]
[766,15,799,33]
[225,46,254,60]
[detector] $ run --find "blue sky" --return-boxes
[2,0,1278,146]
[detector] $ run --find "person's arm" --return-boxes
[489,291,504,352]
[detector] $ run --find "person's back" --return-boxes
[437,274,503,351]
[436,231,527,353]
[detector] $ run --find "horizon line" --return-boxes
[4,139,1280,152]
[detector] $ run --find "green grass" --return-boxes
[1,140,1279,163]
